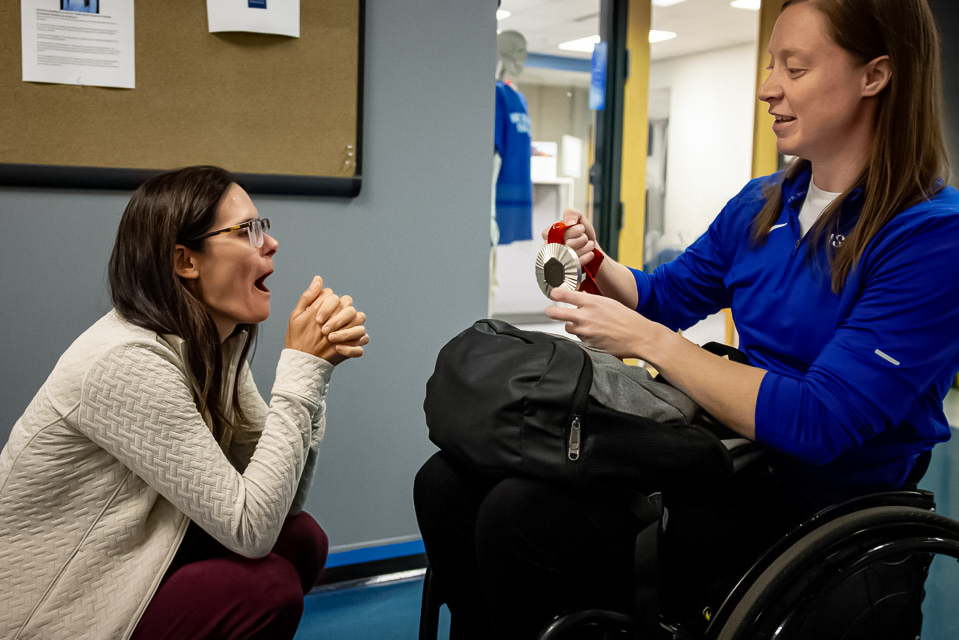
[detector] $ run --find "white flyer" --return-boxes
[207,0,300,38]
[21,0,135,89]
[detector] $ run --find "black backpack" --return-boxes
[424,319,761,489]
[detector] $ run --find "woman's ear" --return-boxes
[862,55,891,97]
[173,245,200,280]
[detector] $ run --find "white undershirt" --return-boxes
[798,177,842,236]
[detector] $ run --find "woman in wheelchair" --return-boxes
[414,0,959,638]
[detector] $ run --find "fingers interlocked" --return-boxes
[287,276,370,365]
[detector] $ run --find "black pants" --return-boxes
[413,452,813,640]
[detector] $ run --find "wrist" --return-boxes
[592,250,614,290]
[635,322,677,367]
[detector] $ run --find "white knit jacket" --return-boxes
[0,310,332,639]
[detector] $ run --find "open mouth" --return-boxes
[774,114,796,123]
[254,274,271,293]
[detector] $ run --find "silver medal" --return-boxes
[535,243,582,298]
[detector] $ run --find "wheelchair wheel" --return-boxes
[536,609,638,639]
[712,505,959,640]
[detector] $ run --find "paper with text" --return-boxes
[21,0,135,89]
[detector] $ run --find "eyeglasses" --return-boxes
[192,218,272,249]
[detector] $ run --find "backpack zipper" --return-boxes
[567,353,592,461]
[568,415,582,460]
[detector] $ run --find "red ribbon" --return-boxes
[547,222,605,295]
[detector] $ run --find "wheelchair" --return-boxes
[418,484,959,640]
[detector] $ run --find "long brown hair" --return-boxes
[751,0,951,292]
[108,166,257,440]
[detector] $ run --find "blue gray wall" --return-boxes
[0,0,496,552]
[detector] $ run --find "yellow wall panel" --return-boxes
[752,0,781,178]
[617,0,652,267]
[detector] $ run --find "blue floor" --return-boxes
[917,420,959,639]
[297,391,959,640]
[295,573,449,640]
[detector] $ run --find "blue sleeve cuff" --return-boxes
[628,266,652,312]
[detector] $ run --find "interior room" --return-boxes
[1,0,957,638]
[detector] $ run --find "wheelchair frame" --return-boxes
[419,489,959,640]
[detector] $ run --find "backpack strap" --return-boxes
[700,341,749,364]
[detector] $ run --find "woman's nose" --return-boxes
[262,231,278,256]
[758,70,780,103]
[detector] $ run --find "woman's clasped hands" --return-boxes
[286,275,370,365]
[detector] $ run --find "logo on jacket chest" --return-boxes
[510,112,531,134]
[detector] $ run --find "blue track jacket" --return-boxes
[630,166,959,503]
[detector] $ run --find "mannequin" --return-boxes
[496,29,528,83]
[493,30,533,245]
[490,29,533,313]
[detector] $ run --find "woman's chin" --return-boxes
[252,291,271,322]
[242,303,271,327]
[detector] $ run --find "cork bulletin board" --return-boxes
[0,0,364,196]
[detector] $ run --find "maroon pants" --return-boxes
[132,512,328,640]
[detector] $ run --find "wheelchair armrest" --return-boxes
[721,438,766,475]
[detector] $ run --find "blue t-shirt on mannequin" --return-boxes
[492,29,534,246]
[494,80,533,245]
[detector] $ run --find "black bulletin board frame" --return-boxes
[0,1,365,197]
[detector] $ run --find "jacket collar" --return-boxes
[159,329,249,376]
[157,328,250,440]
[780,163,863,233]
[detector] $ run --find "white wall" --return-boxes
[521,83,592,214]
[650,43,757,243]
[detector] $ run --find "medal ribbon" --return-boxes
[546,222,605,295]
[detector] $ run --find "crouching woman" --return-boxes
[0,166,369,639]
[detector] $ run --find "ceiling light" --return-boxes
[649,30,677,43]
[730,0,761,9]
[652,0,688,6]
[560,30,678,52]
[558,35,601,53]
[496,9,511,20]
